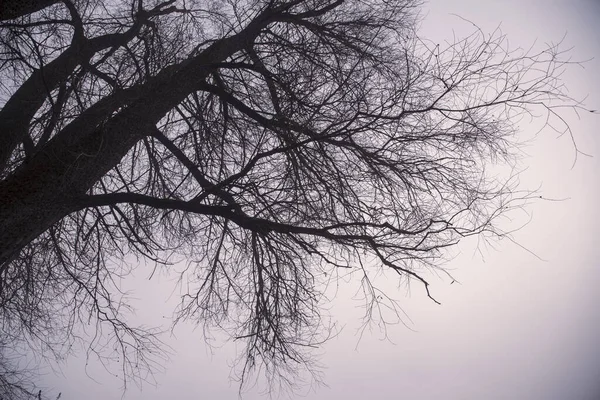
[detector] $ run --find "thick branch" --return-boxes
[79,191,441,303]
[0,6,171,172]
[0,5,283,270]
[0,0,60,21]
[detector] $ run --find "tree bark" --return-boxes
[0,21,152,172]
[0,0,60,21]
[0,9,274,269]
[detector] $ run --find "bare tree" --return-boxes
[0,0,585,396]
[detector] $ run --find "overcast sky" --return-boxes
[40,1,600,399]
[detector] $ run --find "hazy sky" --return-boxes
[40,1,600,399]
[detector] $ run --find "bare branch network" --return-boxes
[0,0,586,397]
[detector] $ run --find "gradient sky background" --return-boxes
[39,1,600,399]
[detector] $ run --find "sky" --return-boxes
[39,1,600,399]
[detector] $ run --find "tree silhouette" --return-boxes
[0,0,583,396]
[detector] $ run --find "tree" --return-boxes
[0,0,584,396]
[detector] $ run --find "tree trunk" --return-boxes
[0,12,272,268]
[0,19,157,171]
[0,0,60,21]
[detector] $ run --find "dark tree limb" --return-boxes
[0,0,60,21]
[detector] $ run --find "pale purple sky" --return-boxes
[41,1,600,399]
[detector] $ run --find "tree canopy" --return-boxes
[0,0,583,397]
